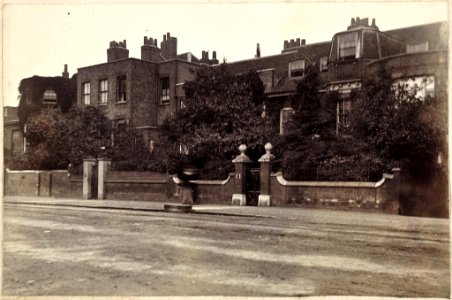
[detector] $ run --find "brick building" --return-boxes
[4,106,24,157]
[76,18,447,144]
[222,18,447,135]
[76,33,220,147]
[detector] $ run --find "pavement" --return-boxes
[3,195,280,218]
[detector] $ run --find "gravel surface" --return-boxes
[3,202,450,297]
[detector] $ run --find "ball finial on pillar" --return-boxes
[239,144,247,155]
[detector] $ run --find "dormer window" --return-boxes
[43,89,57,105]
[320,57,328,72]
[407,42,429,53]
[288,60,305,79]
[338,32,359,60]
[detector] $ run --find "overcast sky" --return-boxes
[2,1,448,107]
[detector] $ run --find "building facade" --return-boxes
[76,33,219,147]
[75,18,447,144]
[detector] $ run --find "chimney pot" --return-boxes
[351,17,355,25]
[167,32,170,38]
[284,40,288,49]
[301,39,306,45]
[372,18,376,27]
[213,51,217,59]
[163,34,167,41]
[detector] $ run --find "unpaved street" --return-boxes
[3,202,450,297]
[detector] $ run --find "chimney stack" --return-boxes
[62,64,69,78]
[255,43,261,58]
[211,51,219,64]
[141,36,162,62]
[107,39,129,62]
[160,32,177,60]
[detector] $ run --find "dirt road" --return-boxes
[3,202,450,297]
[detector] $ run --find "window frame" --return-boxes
[99,79,109,105]
[337,32,359,61]
[160,77,170,105]
[117,76,127,103]
[288,60,305,79]
[280,107,295,135]
[82,82,91,105]
[12,130,21,153]
[43,89,57,105]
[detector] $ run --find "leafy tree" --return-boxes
[277,64,338,180]
[351,70,447,180]
[21,106,111,171]
[160,65,267,179]
[351,70,448,216]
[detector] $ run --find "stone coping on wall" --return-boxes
[5,168,68,173]
[273,172,394,188]
[105,178,167,184]
[172,174,233,186]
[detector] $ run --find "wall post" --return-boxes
[231,144,251,206]
[83,158,97,200]
[97,157,111,200]
[258,143,275,207]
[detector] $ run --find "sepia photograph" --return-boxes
[2,1,450,298]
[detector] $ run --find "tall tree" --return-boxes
[351,69,447,180]
[160,65,266,179]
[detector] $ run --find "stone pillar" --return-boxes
[97,158,111,200]
[231,144,251,206]
[83,158,97,200]
[258,143,275,207]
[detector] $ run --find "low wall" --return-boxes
[175,174,234,205]
[4,169,83,198]
[4,166,401,215]
[270,172,399,213]
[105,170,175,201]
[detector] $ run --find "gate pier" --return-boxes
[231,144,251,206]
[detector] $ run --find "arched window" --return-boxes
[43,90,57,105]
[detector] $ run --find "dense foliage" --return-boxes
[351,70,447,181]
[160,65,268,179]
[275,65,378,181]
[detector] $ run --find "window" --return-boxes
[82,82,91,105]
[394,76,435,100]
[115,119,129,132]
[12,130,21,153]
[43,90,57,105]
[319,57,328,72]
[149,140,155,153]
[117,76,126,102]
[160,77,170,104]
[99,79,108,105]
[280,107,295,135]
[407,42,429,53]
[338,32,358,60]
[338,99,352,134]
[288,60,305,79]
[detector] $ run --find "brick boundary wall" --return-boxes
[4,167,401,214]
[270,172,400,213]
[173,174,235,205]
[4,169,82,198]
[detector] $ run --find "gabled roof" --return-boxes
[177,52,200,63]
[384,22,447,51]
